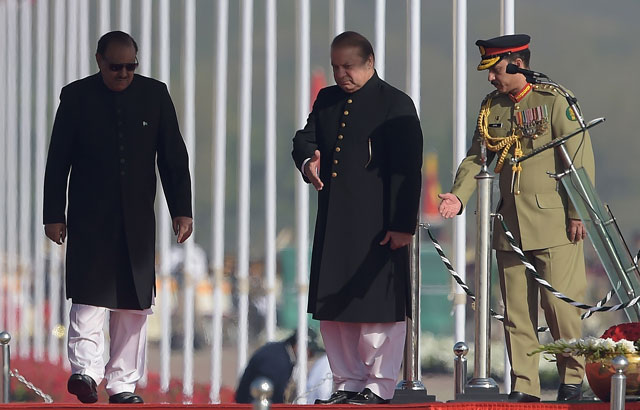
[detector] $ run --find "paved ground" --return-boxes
[146,343,559,402]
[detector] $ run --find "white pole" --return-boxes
[66,0,78,82]
[295,0,310,402]
[209,0,228,403]
[501,0,515,36]
[78,0,90,78]
[98,0,110,36]
[6,0,19,341]
[33,0,49,362]
[407,0,420,115]
[374,0,385,79]
[0,0,7,336]
[137,0,152,389]
[157,0,172,394]
[118,0,131,33]
[48,0,65,366]
[62,0,78,372]
[236,0,253,379]
[139,0,152,77]
[264,0,277,343]
[452,0,467,348]
[18,0,33,360]
[181,0,196,402]
[331,0,344,37]
[500,0,514,393]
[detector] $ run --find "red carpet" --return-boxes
[0,403,638,409]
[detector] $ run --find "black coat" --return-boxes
[235,341,295,403]
[292,73,423,323]
[43,73,192,310]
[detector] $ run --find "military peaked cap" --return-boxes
[475,34,530,70]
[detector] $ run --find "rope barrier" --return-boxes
[422,220,622,333]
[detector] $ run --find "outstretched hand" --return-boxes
[304,150,324,191]
[438,193,462,219]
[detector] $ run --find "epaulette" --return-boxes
[531,83,561,95]
[481,89,500,105]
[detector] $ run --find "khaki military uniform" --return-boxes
[451,83,595,396]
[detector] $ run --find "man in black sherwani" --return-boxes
[292,31,423,405]
[43,31,193,404]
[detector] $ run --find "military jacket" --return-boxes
[292,73,423,322]
[451,83,595,251]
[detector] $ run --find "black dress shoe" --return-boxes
[557,383,582,401]
[314,390,358,404]
[508,390,540,402]
[345,388,390,405]
[109,392,144,404]
[67,374,98,404]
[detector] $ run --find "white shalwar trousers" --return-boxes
[68,303,149,395]
[319,320,406,400]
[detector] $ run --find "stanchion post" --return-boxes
[250,377,273,410]
[0,332,11,403]
[453,342,468,395]
[610,355,628,410]
[392,228,436,403]
[453,342,469,394]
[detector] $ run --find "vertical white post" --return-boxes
[209,0,228,403]
[98,0,110,36]
[295,0,310,402]
[18,0,33,360]
[6,0,19,342]
[500,0,514,393]
[236,0,253,379]
[331,0,344,37]
[157,0,172,394]
[33,0,49,362]
[0,0,8,336]
[137,0,152,389]
[66,0,78,82]
[500,0,515,36]
[407,0,420,114]
[181,0,196,402]
[78,0,90,78]
[374,0,385,79]
[452,0,467,348]
[62,0,78,371]
[139,0,152,77]
[406,0,421,381]
[264,0,277,343]
[118,0,131,33]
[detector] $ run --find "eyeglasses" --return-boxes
[103,56,139,72]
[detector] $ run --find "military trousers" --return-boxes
[497,241,586,397]
[68,303,149,396]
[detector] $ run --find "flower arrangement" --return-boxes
[531,322,640,362]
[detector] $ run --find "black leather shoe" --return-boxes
[67,374,98,404]
[345,388,390,405]
[109,392,144,404]
[508,391,540,402]
[557,383,582,401]
[314,390,358,404]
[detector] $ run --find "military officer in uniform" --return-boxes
[439,34,594,402]
[292,31,422,405]
[44,31,193,404]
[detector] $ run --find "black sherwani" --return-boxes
[292,73,423,323]
[43,73,192,310]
